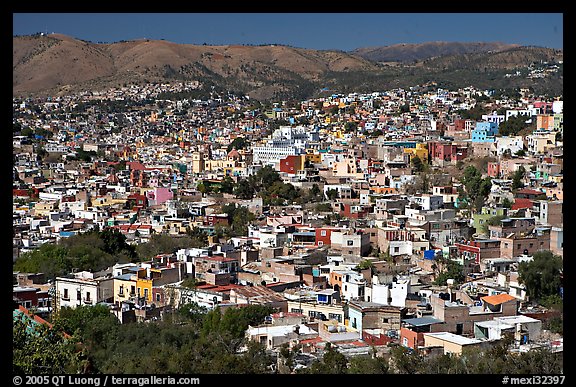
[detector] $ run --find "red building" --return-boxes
[340,203,371,219]
[13,286,50,311]
[205,214,230,227]
[515,188,545,200]
[454,119,466,131]
[512,198,533,211]
[487,162,501,178]
[127,193,148,210]
[455,239,501,265]
[279,155,305,175]
[363,330,393,346]
[427,141,468,163]
[315,227,337,247]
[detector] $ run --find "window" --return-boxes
[156,293,161,302]
[329,313,342,322]
[131,286,136,295]
[63,288,69,300]
[394,247,399,253]
[347,240,354,246]
[144,288,149,299]
[119,286,124,296]
[85,292,91,301]
[321,230,327,236]
[291,308,303,314]
[77,289,81,301]
[403,337,409,347]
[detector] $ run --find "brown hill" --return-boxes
[13,34,378,99]
[13,35,563,100]
[352,41,521,63]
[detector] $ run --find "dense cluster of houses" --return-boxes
[13,80,562,361]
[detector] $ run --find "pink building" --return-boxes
[146,187,173,206]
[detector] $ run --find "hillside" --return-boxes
[13,34,563,100]
[352,41,520,63]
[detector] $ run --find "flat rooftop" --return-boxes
[424,332,482,346]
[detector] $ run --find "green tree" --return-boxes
[219,176,235,194]
[13,314,83,374]
[305,343,348,374]
[256,165,281,188]
[389,345,425,374]
[344,121,358,133]
[230,206,256,236]
[316,202,333,212]
[518,250,563,302]
[227,137,248,152]
[501,197,513,209]
[55,304,117,340]
[325,188,338,200]
[186,226,209,247]
[13,244,71,280]
[233,178,255,199]
[411,155,425,173]
[177,302,208,326]
[480,214,506,235]
[135,234,200,260]
[434,260,465,286]
[498,114,529,136]
[511,166,526,190]
[461,165,492,213]
[356,259,376,274]
[347,353,389,374]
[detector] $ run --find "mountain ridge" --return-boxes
[13,34,563,100]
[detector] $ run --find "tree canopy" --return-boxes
[13,228,137,280]
[518,250,563,302]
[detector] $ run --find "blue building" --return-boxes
[471,122,498,143]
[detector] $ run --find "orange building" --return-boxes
[536,114,555,131]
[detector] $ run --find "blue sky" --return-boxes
[13,13,563,51]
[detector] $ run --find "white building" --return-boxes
[367,275,410,307]
[252,126,317,167]
[408,194,444,211]
[495,136,524,156]
[55,271,114,310]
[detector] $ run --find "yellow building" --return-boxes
[305,153,322,164]
[403,143,428,161]
[114,275,138,305]
[136,268,153,303]
[91,195,126,208]
[33,201,59,217]
[114,268,153,305]
[370,186,397,195]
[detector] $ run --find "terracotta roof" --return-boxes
[515,188,544,196]
[481,293,516,305]
[512,198,533,210]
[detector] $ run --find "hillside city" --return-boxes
[13,79,563,374]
